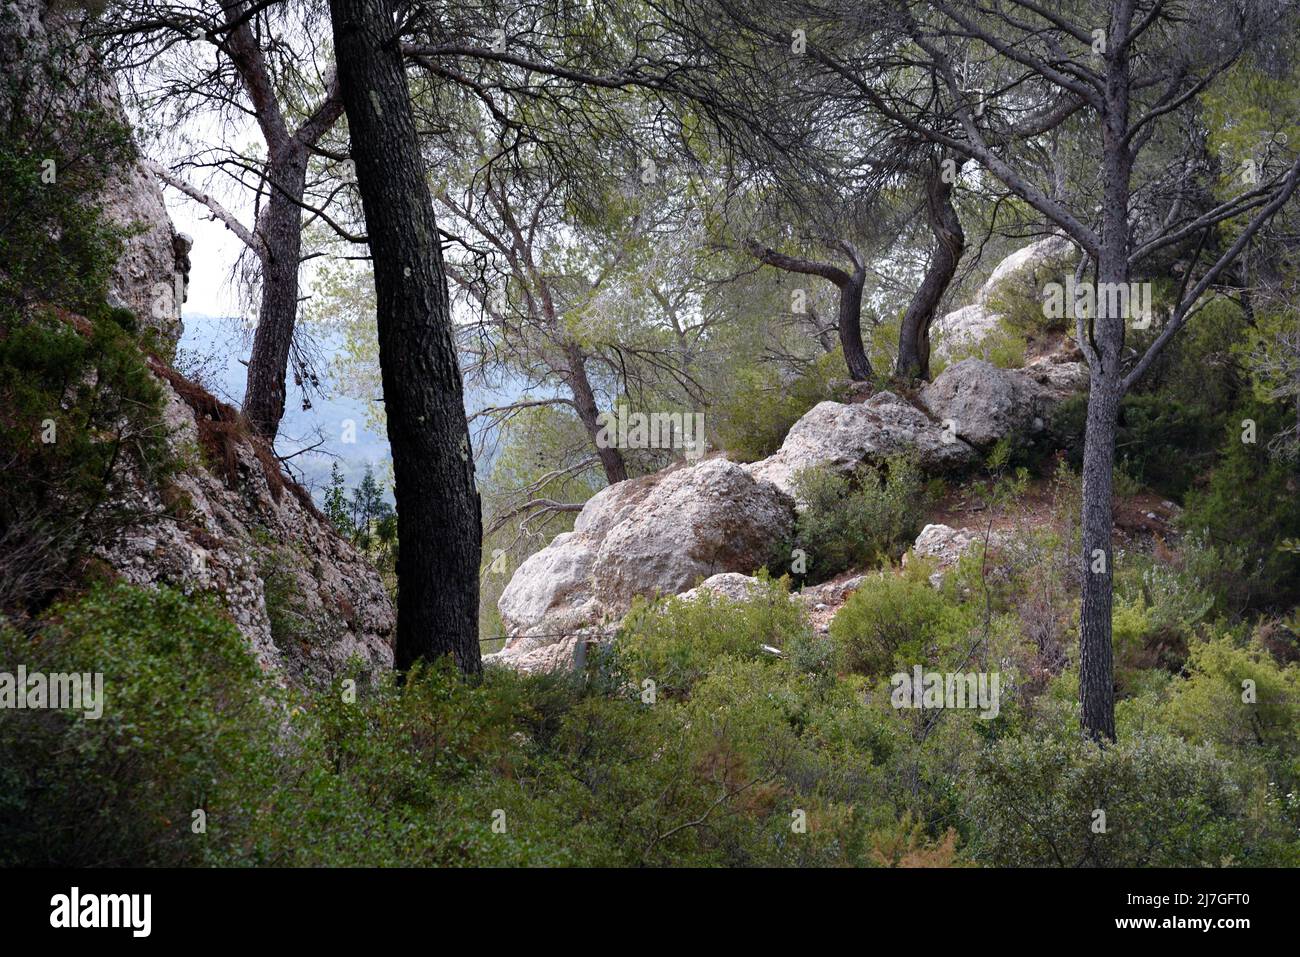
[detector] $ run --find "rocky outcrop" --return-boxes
[6,3,395,682]
[593,459,793,606]
[0,0,188,345]
[489,459,794,669]
[490,238,1093,673]
[745,391,978,501]
[98,364,395,683]
[920,354,1086,450]
[932,234,1077,362]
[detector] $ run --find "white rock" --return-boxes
[978,234,1076,308]
[931,303,1005,362]
[745,391,977,502]
[491,459,795,670]
[920,357,1085,449]
[676,572,766,604]
[592,459,793,609]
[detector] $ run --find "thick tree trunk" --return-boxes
[838,272,872,381]
[564,342,628,484]
[328,0,483,675]
[1078,2,1135,742]
[242,150,307,438]
[1079,375,1119,741]
[895,165,965,381]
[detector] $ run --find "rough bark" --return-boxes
[895,163,965,381]
[1079,376,1119,742]
[242,151,308,437]
[328,0,483,674]
[564,342,629,484]
[1078,0,1136,743]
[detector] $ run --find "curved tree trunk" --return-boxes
[328,0,483,675]
[746,240,872,381]
[242,150,307,438]
[564,342,628,485]
[838,271,872,381]
[895,163,965,381]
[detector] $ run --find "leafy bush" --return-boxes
[829,563,971,676]
[963,728,1291,866]
[613,573,811,698]
[1054,393,1224,500]
[791,457,927,583]
[0,584,276,865]
[1162,633,1300,797]
[1181,400,1300,608]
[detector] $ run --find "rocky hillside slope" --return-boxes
[490,240,1091,671]
[4,2,395,683]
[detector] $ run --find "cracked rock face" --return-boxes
[920,357,1086,450]
[1,0,187,345]
[97,375,395,684]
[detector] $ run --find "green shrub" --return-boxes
[791,457,927,584]
[0,583,277,865]
[613,574,811,698]
[829,563,971,676]
[0,106,170,612]
[1181,400,1300,608]
[1162,633,1300,797]
[963,728,1292,866]
[1054,393,1224,500]
[715,353,847,462]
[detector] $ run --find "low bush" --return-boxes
[829,563,972,676]
[791,457,927,584]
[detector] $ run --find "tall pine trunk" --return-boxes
[1079,2,1135,741]
[328,0,483,674]
[242,151,308,438]
[1079,372,1119,741]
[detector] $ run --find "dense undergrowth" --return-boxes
[4,500,1298,867]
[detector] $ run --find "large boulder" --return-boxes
[677,572,770,604]
[592,459,793,608]
[497,531,601,637]
[978,234,1076,308]
[920,357,1085,450]
[489,458,795,670]
[745,391,977,501]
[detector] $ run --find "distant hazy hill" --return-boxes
[177,313,530,502]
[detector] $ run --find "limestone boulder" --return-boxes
[745,391,978,502]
